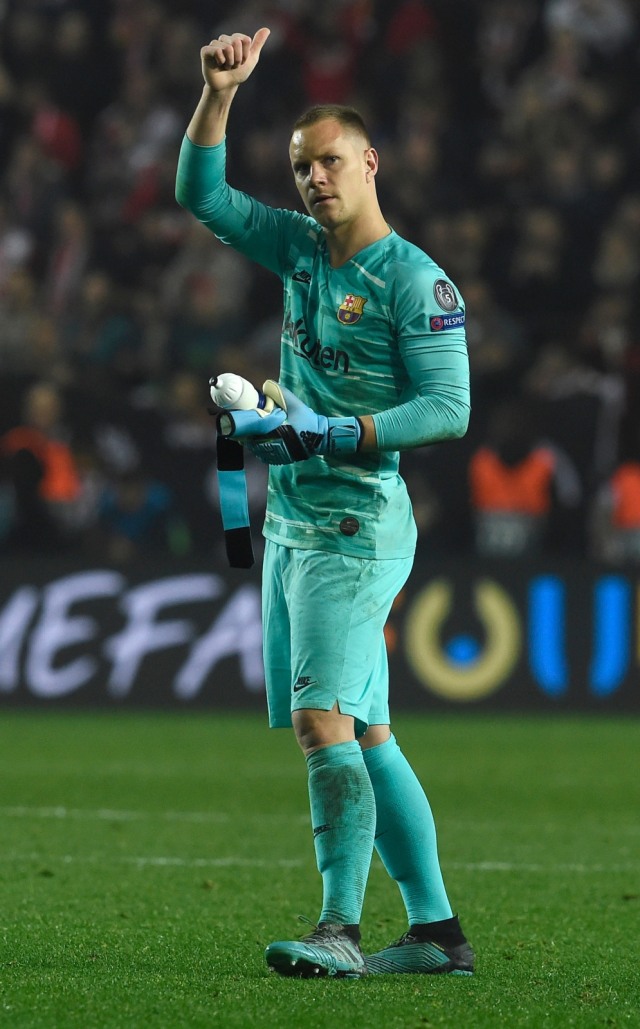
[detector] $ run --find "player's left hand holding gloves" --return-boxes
[218,380,362,465]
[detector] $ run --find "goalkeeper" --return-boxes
[176,27,473,979]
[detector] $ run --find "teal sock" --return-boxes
[362,734,453,924]
[306,740,376,926]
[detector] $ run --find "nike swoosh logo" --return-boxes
[293,680,317,692]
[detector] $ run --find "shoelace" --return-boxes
[390,931,422,947]
[296,915,342,943]
[296,915,359,949]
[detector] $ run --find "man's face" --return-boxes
[289,118,376,229]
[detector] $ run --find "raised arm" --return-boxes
[186,28,271,146]
[176,25,299,275]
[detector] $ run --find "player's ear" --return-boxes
[365,147,379,179]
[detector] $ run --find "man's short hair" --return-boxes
[292,105,372,146]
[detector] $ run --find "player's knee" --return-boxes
[292,706,355,756]
[359,723,391,750]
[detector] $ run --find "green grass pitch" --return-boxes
[0,710,638,1028]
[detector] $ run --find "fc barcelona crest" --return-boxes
[337,294,367,324]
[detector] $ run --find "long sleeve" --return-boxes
[175,134,307,277]
[371,261,470,450]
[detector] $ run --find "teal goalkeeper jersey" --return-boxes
[176,137,470,559]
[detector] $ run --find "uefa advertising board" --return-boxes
[0,555,637,710]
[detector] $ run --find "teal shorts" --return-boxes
[262,540,413,737]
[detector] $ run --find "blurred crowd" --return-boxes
[1,0,640,564]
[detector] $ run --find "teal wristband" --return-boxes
[326,417,362,456]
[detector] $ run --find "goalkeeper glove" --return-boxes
[215,403,286,440]
[216,380,362,465]
[246,381,362,465]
